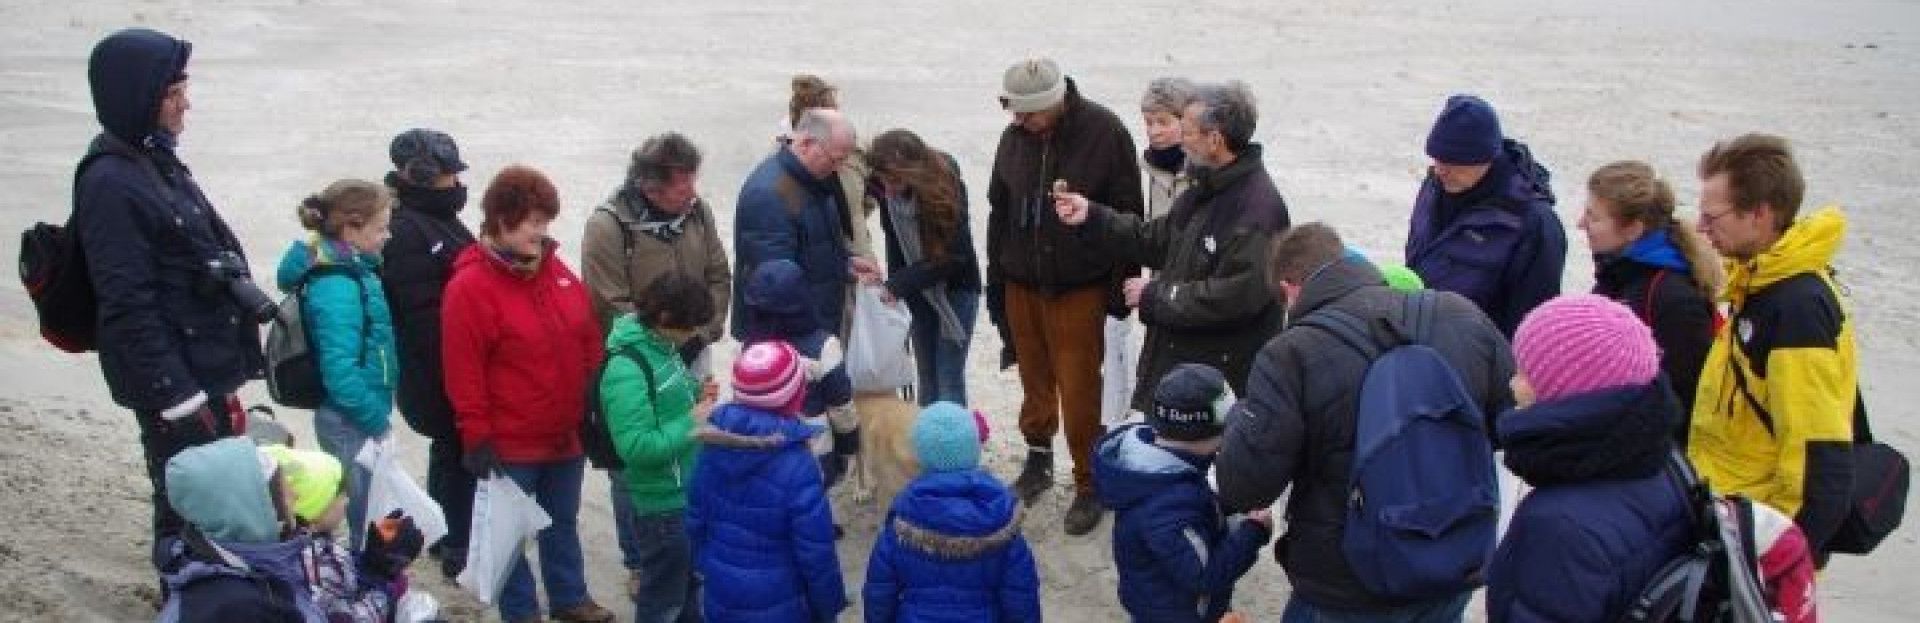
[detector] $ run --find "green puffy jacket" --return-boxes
[600,315,701,513]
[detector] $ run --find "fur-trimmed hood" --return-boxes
[889,470,1025,561]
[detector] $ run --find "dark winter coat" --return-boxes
[687,404,846,621]
[1095,424,1270,623]
[863,469,1041,623]
[379,174,475,440]
[75,29,264,412]
[1591,228,1716,422]
[1405,139,1566,336]
[985,78,1143,304]
[1487,382,1692,622]
[1215,257,1515,611]
[733,149,853,340]
[1092,145,1291,411]
[740,261,853,421]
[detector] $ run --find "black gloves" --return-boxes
[461,442,500,477]
[360,510,425,580]
[985,280,1017,370]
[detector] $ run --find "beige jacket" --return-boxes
[581,193,733,343]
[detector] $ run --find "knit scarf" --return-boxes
[884,194,966,343]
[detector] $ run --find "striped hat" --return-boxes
[732,340,806,416]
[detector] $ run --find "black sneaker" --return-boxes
[1063,491,1105,536]
[1011,449,1054,503]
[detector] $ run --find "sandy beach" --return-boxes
[0,0,1915,620]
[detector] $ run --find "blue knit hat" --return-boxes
[913,402,981,473]
[1425,94,1503,165]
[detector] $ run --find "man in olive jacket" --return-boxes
[1057,81,1290,412]
[986,57,1144,535]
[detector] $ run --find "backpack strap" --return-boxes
[297,262,373,368]
[1296,307,1382,362]
[1400,289,1437,345]
[1641,269,1669,324]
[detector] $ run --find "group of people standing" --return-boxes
[68,22,1872,623]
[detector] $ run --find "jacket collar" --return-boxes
[1725,205,1846,305]
[1499,381,1677,486]
[1288,256,1387,321]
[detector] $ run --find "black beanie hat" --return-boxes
[1151,364,1234,441]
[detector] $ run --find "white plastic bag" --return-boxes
[393,590,443,623]
[846,285,915,392]
[355,438,448,547]
[1100,317,1139,429]
[456,473,553,605]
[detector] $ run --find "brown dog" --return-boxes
[854,390,922,512]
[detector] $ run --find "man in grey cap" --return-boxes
[986,56,1144,535]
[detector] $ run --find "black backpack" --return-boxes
[264,265,367,409]
[20,136,167,353]
[581,344,655,471]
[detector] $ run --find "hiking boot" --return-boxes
[551,600,615,623]
[1011,448,1054,503]
[1063,491,1105,536]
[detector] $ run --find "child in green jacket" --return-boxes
[600,272,718,623]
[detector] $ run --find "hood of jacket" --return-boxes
[1725,205,1846,304]
[1616,227,1691,273]
[166,438,282,544]
[1500,381,1677,486]
[1287,254,1389,322]
[701,403,819,478]
[890,470,1026,561]
[606,308,676,353]
[275,237,376,293]
[1094,424,1216,511]
[89,28,190,147]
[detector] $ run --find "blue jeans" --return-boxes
[312,405,373,549]
[498,457,591,621]
[629,510,701,623]
[907,286,978,406]
[1280,591,1472,623]
[611,470,645,570]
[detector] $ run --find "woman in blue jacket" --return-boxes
[275,179,398,548]
[688,340,846,622]
[1488,295,1692,622]
[865,403,1040,622]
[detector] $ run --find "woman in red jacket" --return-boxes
[441,165,614,623]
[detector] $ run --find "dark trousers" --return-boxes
[425,434,476,551]
[136,404,232,570]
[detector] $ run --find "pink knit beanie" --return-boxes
[1512,294,1661,402]
[732,341,806,416]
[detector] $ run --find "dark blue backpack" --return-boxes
[1297,290,1498,602]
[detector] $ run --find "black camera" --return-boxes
[201,252,277,325]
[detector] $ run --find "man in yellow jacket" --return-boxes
[1689,133,1856,561]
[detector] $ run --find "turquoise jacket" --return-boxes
[278,237,398,436]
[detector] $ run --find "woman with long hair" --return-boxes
[1579,160,1726,429]
[867,129,982,406]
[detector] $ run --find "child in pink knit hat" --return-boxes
[1485,294,1693,622]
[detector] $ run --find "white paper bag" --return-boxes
[355,439,448,547]
[1100,317,1140,429]
[846,285,916,392]
[456,473,553,605]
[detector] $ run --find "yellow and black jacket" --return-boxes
[1688,206,1856,554]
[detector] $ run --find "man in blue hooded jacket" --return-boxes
[1404,95,1566,336]
[73,28,266,565]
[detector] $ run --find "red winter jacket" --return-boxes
[442,242,603,463]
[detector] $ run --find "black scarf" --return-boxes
[1144,144,1186,173]
[387,171,468,219]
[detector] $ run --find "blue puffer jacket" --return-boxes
[732,149,852,340]
[864,470,1040,622]
[687,403,846,621]
[277,237,397,436]
[1486,382,1692,622]
[1095,424,1270,623]
[1404,139,1566,336]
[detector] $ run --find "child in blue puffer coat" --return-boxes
[864,402,1041,622]
[1095,364,1272,623]
[739,259,859,487]
[275,179,398,549]
[687,340,846,621]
